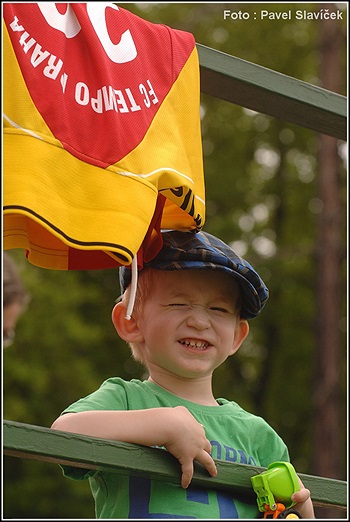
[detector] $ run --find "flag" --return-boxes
[3,3,205,269]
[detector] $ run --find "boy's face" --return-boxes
[132,269,249,380]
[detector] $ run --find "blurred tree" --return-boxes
[3,2,347,519]
[311,3,347,518]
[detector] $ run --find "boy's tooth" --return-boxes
[180,339,207,349]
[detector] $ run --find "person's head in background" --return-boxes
[3,252,29,348]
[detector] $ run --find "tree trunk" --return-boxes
[312,3,346,518]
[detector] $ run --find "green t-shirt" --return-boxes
[61,378,289,519]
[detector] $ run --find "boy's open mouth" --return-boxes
[179,339,210,350]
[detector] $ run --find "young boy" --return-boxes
[51,230,314,519]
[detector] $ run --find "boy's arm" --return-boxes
[51,405,217,488]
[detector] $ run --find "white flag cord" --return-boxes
[125,255,138,320]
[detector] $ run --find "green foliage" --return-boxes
[3,2,347,519]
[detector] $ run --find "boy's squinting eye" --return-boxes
[166,303,232,314]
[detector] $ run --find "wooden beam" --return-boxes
[197,44,347,141]
[3,420,347,510]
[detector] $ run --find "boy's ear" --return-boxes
[230,318,249,356]
[111,302,144,343]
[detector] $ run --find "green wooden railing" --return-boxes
[3,421,347,511]
[197,43,346,141]
[4,44,347,515]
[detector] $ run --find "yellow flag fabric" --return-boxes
[3,3,205,269]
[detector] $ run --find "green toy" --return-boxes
[251,461,301,518]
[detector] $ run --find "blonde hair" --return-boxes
[121,268,242,367]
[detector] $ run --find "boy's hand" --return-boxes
[164,406,217,488]
[291,476,315,518]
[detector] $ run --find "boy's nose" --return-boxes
[186,306,210,330]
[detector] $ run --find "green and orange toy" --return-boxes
[251,462,302,519]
